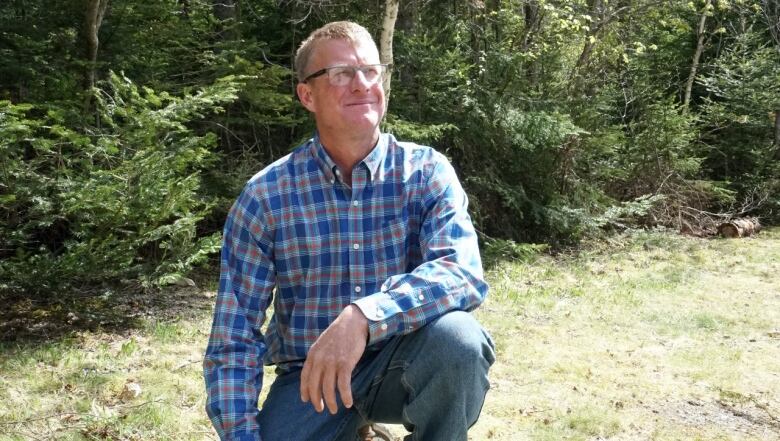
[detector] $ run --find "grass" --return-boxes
[1,228,779,440]
[470,227,780,440]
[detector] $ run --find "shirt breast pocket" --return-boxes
[372,219,408,277]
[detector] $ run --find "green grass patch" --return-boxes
[1,228,779,440]
[471,228,780,440]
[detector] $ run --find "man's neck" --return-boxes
[319,129,380,185]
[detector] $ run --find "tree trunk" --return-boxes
[489,0,501,41]
[762,0,780,48]
[718,217,762,238]
[684,0,711,108]
[380,0,400,99]
[573,0,603,73]
[83,0,109,93]
[213,0,237,41]
[520,2,539,52]
[520,2,542,89]
[213,0,236,21]
[774,110,780,160]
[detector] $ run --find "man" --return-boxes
[204,21,494,441]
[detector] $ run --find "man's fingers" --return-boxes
[337,368,353,409]
[322,367,339,414]
[301,360,326,412]
[307,366,325,413]
[300,360,311,403]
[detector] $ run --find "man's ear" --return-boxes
[297,82,316,113]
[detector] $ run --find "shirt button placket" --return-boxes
[350,188,362,299]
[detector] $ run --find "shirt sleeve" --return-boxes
[353,154,488,345]
[203,185,275,441]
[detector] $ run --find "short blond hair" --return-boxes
[295,21,377,82]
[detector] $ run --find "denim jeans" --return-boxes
[256,310,495,441]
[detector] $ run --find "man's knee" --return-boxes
[418,311,495,370]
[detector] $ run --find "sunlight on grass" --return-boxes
[0,313,215,441]
[1,228,779,440]
[471,227,780,440]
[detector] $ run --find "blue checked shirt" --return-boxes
[204,133,488,440]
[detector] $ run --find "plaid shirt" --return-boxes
[203,133,488,440]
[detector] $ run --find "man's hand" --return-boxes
[300,304,369,414]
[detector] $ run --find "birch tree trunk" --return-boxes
[683,0,711,108]
[380,0,400,99]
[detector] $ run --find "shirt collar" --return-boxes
[362,133,388,182]
[309,132,389,183]
[310,133,339,183]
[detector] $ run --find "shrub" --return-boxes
[0,73,241,296]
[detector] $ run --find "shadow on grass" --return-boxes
[0,273,216,345]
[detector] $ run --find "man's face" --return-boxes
[297,38,386,140]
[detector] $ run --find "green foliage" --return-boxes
[698,30,780,172]
[618,100,702,196]
[482,239,549,268]
[461,107,592,243]
[0,74,240,295]
[2,0,779,297]
[696,28,780,221]
[382,115,456,145]
[591,194,667,230]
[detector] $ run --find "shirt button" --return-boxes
[418,294,424,301]
[380,323,388,331]
[330,178,335,184]
[352,200,359,207]
[354,286,361,293]
[353,243,360,250]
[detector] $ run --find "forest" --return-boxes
[2,0,779,296]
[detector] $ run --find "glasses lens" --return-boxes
[326,65,385,86]
[361,65,382,83]
[328,66,354,86]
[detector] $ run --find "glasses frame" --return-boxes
[302,64,392,86]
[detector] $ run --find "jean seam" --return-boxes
[399,368,417,440]
[468,382,491,431]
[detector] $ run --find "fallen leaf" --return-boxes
[119,380,142,401]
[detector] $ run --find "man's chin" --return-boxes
[346,114,381,130]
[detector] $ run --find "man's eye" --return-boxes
[364,67,380,78]
[331,67,353,80]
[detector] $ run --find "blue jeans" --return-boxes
[257,311,495,441]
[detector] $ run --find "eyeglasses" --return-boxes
[302,64,391,87]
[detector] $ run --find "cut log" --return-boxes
[717,217,762,238]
